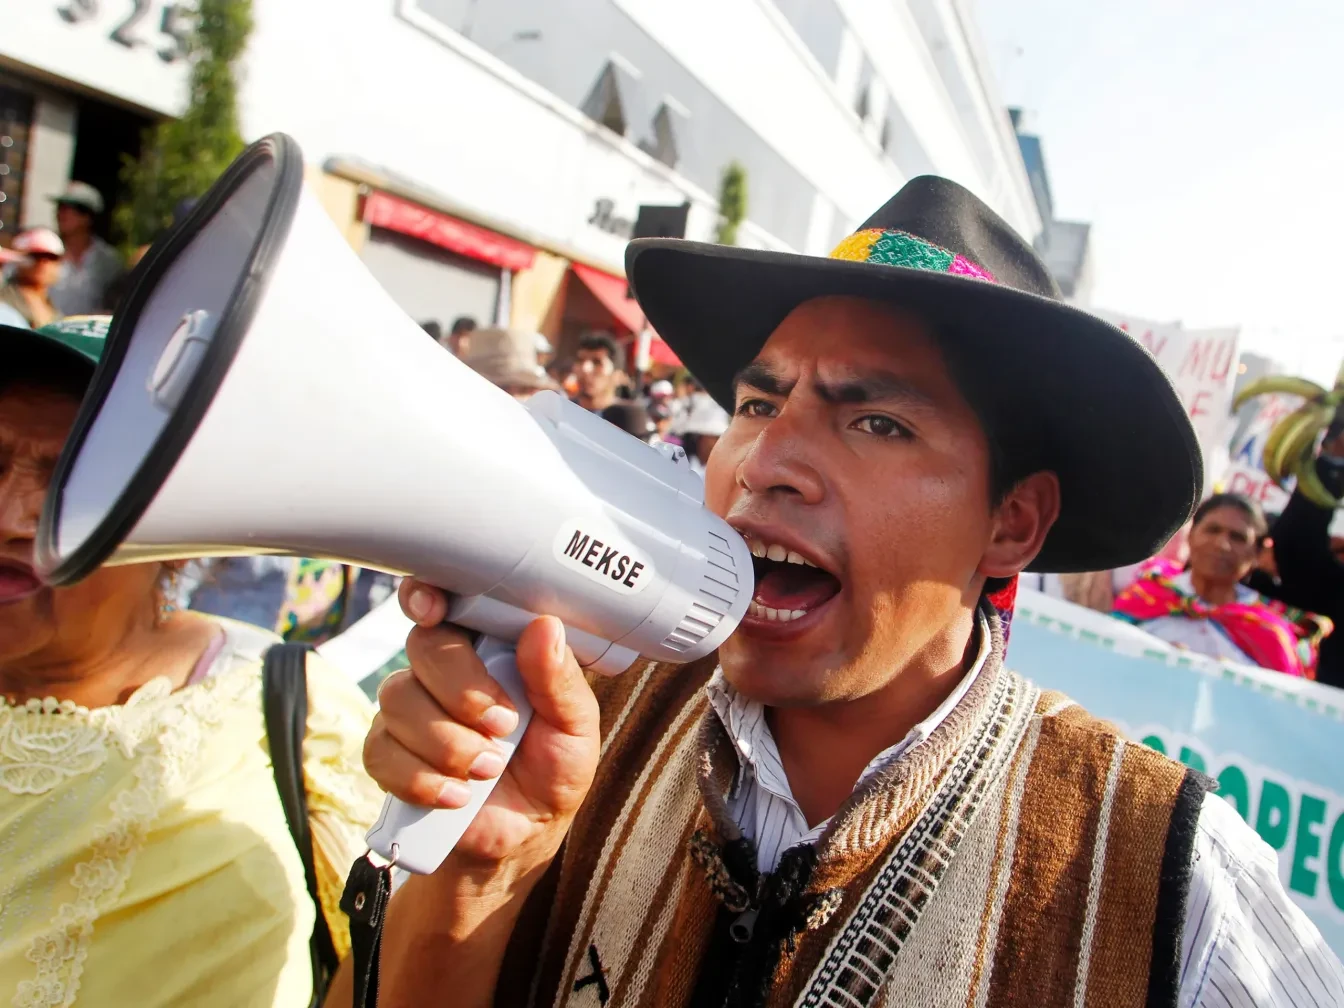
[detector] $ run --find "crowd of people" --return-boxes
[426,311,732,470]
[3,171,1344,1006]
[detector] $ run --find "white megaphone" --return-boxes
[35,134,752,875]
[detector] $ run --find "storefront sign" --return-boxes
[588,198,634,239]
[363,190,535,272]
[55,0,192,63]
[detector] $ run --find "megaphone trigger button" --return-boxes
[148,310,214,412]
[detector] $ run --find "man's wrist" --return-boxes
[377,847,559,1005]
[400,843,558,940]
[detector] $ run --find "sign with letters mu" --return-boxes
[1011,589,1344,958]
[1093,310,1241,489]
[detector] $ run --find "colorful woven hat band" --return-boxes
[829,228,998,284]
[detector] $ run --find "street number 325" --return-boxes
[57,0,193,63]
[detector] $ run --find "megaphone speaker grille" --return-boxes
[37,134,304,585]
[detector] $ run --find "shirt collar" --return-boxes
[1171,570,1259,606]
[705,612,993,799]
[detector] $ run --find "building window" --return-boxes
[641,100,686,170]
[853,57,875,121]
[769,0,845,78]
[882,99,937,178]
[408,0,818,250]
[581,56,642,137]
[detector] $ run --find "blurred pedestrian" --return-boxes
[571,331,628,413]
[1113,493,1311,675]
[47,181,124,316]
[670,373,716,434]
[0,229,64,328]
[462,327,561,401]
[0,246,29,328]
[599,400,658,442]
[0,315,377,1005]
[648,398,675,443]
[421,319,443,343]
[534,332,555,372]
[447,315,477,357]
[678,393,730,475]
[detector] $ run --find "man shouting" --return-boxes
[353,178,1343,1007]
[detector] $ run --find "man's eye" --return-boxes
[852,415,910,438]
[736,398,775,418]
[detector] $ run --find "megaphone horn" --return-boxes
[36,134,753,874]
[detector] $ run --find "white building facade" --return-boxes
[3,0,1040,351]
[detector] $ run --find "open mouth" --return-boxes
[742,536,842,624]
[0,560,42,603]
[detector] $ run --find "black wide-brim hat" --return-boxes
[625,176,1202,573]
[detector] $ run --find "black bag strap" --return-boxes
[342,852,392,1007]
[262,642,341,1006]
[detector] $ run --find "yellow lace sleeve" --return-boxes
[300,654,382,960]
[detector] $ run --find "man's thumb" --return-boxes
[514,616,598,737]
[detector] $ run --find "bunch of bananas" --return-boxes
[1232,375,1343,507]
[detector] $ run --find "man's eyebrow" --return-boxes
[814,370,936,407]
[731,362,936,408]
[732,361,794,397]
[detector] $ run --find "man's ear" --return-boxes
[980,470,1061,580]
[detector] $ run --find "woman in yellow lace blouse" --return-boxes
[0,317,381,1006]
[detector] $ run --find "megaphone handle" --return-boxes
[364,634,533,875]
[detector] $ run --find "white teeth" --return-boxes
[742,534,820,569]
[748,600,809,623]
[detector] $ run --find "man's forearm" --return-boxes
[376,853,554,1008]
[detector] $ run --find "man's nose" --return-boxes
[735,406,825,505]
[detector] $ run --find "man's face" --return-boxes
[55,204,91,239]
[704,296,1055,707]
[574,348,618,401]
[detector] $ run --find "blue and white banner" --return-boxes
[1012,588,1344,957]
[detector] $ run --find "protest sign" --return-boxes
[1012,588,1344,956]
[1223,392,1299,511]
[1094,311,1241,488]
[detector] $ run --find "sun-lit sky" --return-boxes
[975,0,1344,383]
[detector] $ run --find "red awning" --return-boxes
[570,262,645,335]
[362,190,535,271]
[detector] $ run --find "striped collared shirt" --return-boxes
[704,614,992,874]
[705,636,1344,1006]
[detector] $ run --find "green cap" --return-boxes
[5,314,110,374]
[32,314,111,365]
